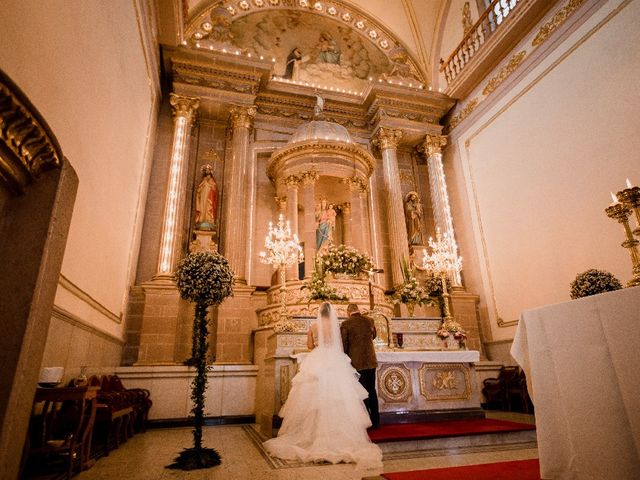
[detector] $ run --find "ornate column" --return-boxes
[344,177,366,253]
[373,128,410,286]
[154,93,199,279]
[300,170,319,277]
[422,134,462,286]
[284,174,300,280]
[341,202,352,246]
[224,105,256,285]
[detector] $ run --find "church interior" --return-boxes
[1,0,639,478]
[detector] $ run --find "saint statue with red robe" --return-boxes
[195,165,218,231]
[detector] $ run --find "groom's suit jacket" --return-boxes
[340,312,378,371]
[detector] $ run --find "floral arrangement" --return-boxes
[570,269,623,299]
[169,252,235,471]
[175,252,235,306]
[424,272,451,298]
[301,259,348,302]
[392,277,432,306]
[437,320,467,346]
[321,245,373,276]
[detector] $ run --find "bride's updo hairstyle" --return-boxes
[319,302,332,318]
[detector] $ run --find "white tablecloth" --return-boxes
[511,287,640,479]
[292,350,479,364]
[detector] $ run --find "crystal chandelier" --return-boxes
[422,228,462,323]
[259,214,304,320]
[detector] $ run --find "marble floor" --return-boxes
[76,418,538,480]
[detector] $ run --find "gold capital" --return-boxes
[342,176,368,193]
[300,169,319,186]
[229,105,257,129]
[284,174,301,189]
[372,128,403,150]
[423,134,448,156]
[170,93,199,124]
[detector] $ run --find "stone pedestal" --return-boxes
[136,283,182,364]
[450,290,484,356]
[215,285,260,363]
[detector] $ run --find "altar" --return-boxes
[254,316,482,438]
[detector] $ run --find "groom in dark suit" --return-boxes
[340,303,380,429]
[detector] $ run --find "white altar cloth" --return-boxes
[511,287,640,480]
[292,350,479,364]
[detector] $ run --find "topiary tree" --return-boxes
[570,269,622,299]
[167,251,235,471]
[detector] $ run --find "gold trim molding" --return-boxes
[59,274,122,324]
[0,70,62,192]
[482,51,527,96]
[448,98,478,132]
[532,0,587,47]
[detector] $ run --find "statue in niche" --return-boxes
[316,198,337,252]
[317,32,341,64]
[195,164,218,231]
[404,191,424,246]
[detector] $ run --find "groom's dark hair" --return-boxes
[347,304,359,315]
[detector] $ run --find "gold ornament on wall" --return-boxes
[482,51,527,96]
[447,98,478,132]
[532,0,587,47]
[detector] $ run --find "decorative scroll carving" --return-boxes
[372,127,403,150]
[229,104,257,129]
[447,98,478,131]
[283,174,301,188]
[378,364,412,403]
[482,51,527,96]
[0,72,62,191]
[532,0,586,47]
[419,363,472,401]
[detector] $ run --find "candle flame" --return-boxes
[626,178,633,189]
[610,192,618,203]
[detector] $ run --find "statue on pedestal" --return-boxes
[195,164,218,231]
[404,191,424,246]
[316,198,337,252]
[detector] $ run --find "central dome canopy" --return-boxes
[290,119,352,144]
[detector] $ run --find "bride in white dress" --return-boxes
[264,302,383,469]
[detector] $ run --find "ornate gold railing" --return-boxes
[440,0,521,85]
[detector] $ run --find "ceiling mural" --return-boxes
[185,1,427,91]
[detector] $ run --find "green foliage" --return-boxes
[570,269,623,299]
[168,251,234,470]
[392,276,433,306]
[175,252,235,306]
[302,258,348,302]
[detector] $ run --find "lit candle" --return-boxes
[626,178,633,189]
[610,192,620,205]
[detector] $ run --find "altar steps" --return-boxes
[370,418,537,456]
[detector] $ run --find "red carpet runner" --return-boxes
[368,418,536,443]
[382,459,541,480]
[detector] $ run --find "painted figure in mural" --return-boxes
[316,198,337,251]
[284,47,303,81]
[318,32,341,64]
[209,7,234,44]
[195,164,218,231]
[404,191,423,246]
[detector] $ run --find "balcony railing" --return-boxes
[440,0,521,85]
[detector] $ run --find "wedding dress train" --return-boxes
[263,304,382,468]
